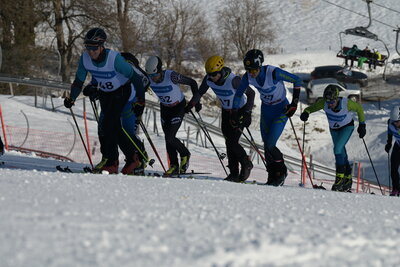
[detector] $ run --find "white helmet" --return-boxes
[145,56,162,75]
[390,105,400,121]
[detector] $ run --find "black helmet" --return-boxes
[243,49,264,70]
[84,28,107,45]
[323,84,340,101]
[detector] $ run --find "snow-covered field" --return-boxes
[1,0,400,266]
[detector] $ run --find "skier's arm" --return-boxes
[188,76,209,105]
[114,54,145,100]
[232,74,250,109]
[273,68,302,103]
[233,76,255,112]
[303,98,325,114]
[347,100,365,123]
[70,56,88,101]
[170,71,199,95]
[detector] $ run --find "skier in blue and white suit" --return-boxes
[232,49,302,186]
[64,28,145,175]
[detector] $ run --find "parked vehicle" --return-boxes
[310,65,368,87]
[306,78,361,104]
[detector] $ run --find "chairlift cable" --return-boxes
[321,0,396,29]
[371,2,400,15]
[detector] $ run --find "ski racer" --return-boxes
[385,105,400,196]
[186,55,255,182]
[300,84,366,192]
[64,28,146,174]
[145,56,200,176]
[232,49,302,186]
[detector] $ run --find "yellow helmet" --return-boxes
[205,56,224,74]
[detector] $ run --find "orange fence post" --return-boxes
[83,111,92,164]
[0,104,8,150]
[356,162,361,193]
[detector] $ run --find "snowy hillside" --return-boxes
[1,0,400,266]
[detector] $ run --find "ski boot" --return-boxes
[93,157,119,174]
[121,152,141,175]
[266,162,287,186]
[236,156,253,182]
[224,173,240,182]
[341,165,353,192]
[331,165,346,191]
[390,189,400,197]
[179,154,190,174]
[164,164,179,177]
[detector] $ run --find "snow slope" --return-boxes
[1,0,400,266]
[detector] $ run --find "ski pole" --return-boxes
[362,138,384,195]
[69,108,94,169]
[89,99,99,123]
[301,121,306,186]
[190,110,228,176]
[288,117,322,189]
[139,120,167,173]
[388,153,391,190]
[121,127,155,167]
[239,127,267,169]
[196,112,226,160]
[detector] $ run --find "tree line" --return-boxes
[0,0,277,83]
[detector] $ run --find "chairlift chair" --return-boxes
[337,0,390,80]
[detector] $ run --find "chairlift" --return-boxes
[391,27,400,65]
[337,0,390,80]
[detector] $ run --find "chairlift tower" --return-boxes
[338,0,390,80]
[392,27,400,65]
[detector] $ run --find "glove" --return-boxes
[284,101,298,118]
[184,100,195,113]
[385,142,392,153]
[300,112,309,122]
[195,102,202,113]
[134,99,145,117]
[229,109,240,128]
[357,123,366,138]
[64,97,75,108]
[241,111,252,128]
[83,84,98,101]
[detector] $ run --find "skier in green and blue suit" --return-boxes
[232,49,302,186]
[300,85,366,192]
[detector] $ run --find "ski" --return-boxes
[56,165,93,174]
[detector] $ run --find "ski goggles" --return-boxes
[208,71,219,77]
[148,73,160,78]
[325,99,336,105]
[248,68,260,75]
[85,45,100,51]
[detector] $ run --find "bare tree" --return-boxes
[143,0,208,72]
[41,0,115,82]
[218,0,276,58]
[0,0,44,76]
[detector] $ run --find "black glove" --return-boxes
[195,102,202,113]
[385,142,392,153]
[300,112,309,122]
[184,100,195,113]
[229,109,240,128]
[357,123,366,138]
[83,84,98,101]
[241,111,252,128]
[134,99,145,117]
[284,99,298,117]
[64,97,75,108]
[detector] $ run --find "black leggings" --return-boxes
[161,100,190,165]
[98,83,131,161]
[391,142,400,190]
[221,109,247,174]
